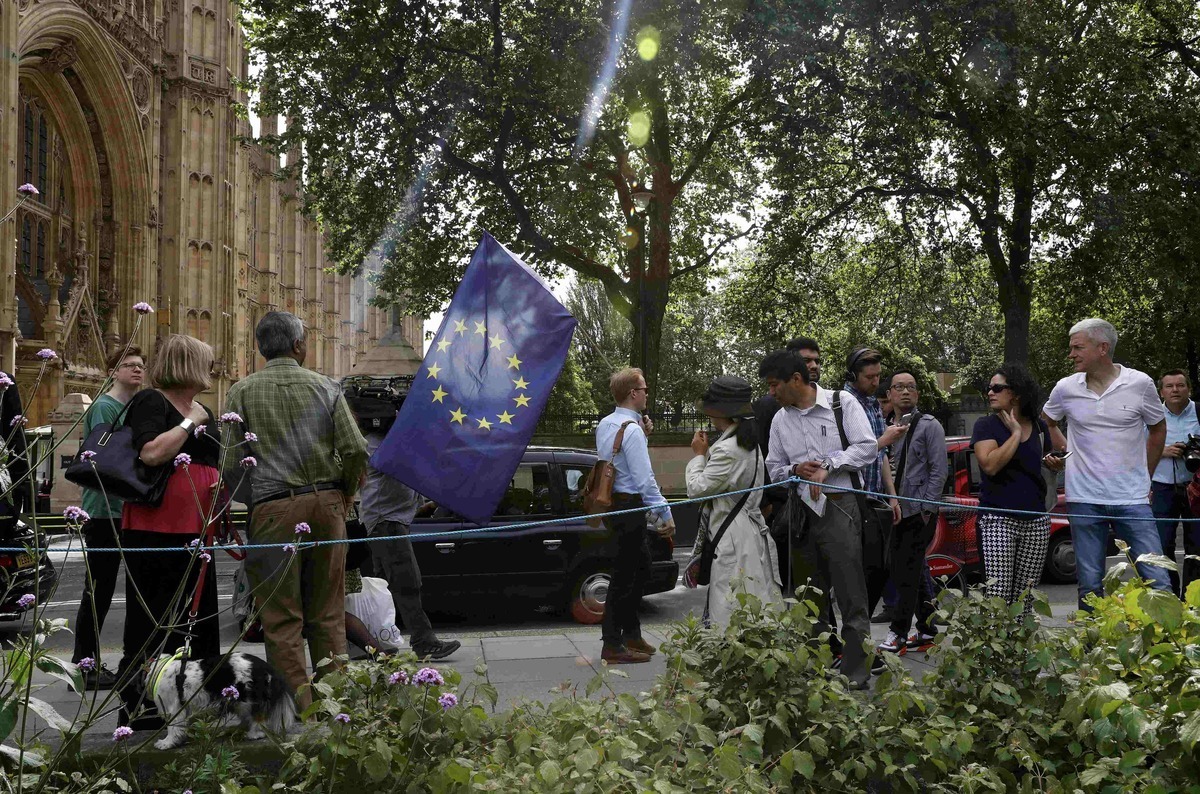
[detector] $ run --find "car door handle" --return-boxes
[543,539,562,550]
[435,543,455,553]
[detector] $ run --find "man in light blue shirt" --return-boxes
[1151,370,1200,595]
[595,367,674,664]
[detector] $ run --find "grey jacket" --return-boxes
[893,411,947,519]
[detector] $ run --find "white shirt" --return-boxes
[1152,400,1200,485]
[766,387,878,491]
[1043,365,1165,505]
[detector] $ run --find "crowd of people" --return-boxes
[596,318,1200,690]
[70,311,457,729]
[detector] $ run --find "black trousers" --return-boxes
[364,520,437,649]
[116,530,219,722]
[601,494,650,647]
[887,513,937,637]
[72,517,124,663]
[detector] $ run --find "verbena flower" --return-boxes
[221,686,240,700]
[219,412,243,423]
[77,657,96,672]
[414,667,444,686]
[112,726,133,742]
[189,538,201,548]
[17,183,39,197]
[193,424,207,438]
[388,670,409,685]
[80,450,97,461]
[244,431,258,442]
[10,415,27,428]
[173,453,191,468]
[438,693,458,711]
[132,302,154,314]
[16,594,35,609]
[0,372,13,389]
[199,552,212,563]
[334,713,351,724]
[294,522,311,535]
[240,456,257,468]
[63,506,91,525]
[36,348,56,360]
[282,543,297,554]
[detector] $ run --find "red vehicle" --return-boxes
[926,436,1074,588]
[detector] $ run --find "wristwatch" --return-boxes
[819,460,833,472]
[178,418,196,434]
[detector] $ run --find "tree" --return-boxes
[755,0,1183,363]
[245,0,773,405]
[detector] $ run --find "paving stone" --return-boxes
[482,635,577,661]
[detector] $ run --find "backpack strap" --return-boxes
[892,411,922,492]
[831,390,867,497]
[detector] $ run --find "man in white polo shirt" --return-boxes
[1042,318,1172,609]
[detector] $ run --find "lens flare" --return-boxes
[636,26,660,61]
[627,111,651,147]
[620,227,640,250]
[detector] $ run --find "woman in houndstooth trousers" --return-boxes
[971,363,1053,612]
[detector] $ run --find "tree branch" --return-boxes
[673,76,763,191]
[670,225,758,280]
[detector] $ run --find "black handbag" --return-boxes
[64,399,171,506]
[696,453,759,586]
[831,391,894,573]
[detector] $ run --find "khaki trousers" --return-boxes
[246,489,347,710]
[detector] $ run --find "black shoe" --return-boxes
[870,608,894,624]
[75,664,118,692]
[414,640,461,661]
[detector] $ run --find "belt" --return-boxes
[256,482,341,506]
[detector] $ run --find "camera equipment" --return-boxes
[341,375,414,434]
[1183,434,1200,473]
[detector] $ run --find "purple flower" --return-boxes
[10,415,27,428]
[199,552,212,563]
[294,522,311,535]
[244,431,258,442]
[17,183,39,197]
[36,348,56,361]
[112,726,133,742]
[388,671,410,685]
[132,302,154,315]
[0,372,13,389]
[240,456,257,468]
[63,505,91,524]
[80,450,97,461]
[219,412,243,423]
[334,713,351,724]
[189,538,201,548]
[16,594,35,609]
[193,424,207,438]
[173,453,191,468]
[414,667,444,687]
[282,543,297,554]
[438,693,458,711]
[77,657,96,672]
[221,685,240,700]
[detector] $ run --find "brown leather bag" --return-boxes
[582,420,637,528]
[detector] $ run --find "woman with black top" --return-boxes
[115,335,222,728]
[970,362,1052,612]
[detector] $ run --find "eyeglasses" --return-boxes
[118,363,145,371]
[890,384,918,393]
[630,386,649,393]
[986,384,1012,394]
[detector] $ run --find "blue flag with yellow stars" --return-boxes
[370,232,578,525]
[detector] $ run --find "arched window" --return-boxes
[37,116,48,195]
[35,222,46,279]
[21,217,32,276]
[23,104,34,185]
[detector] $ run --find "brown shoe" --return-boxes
[625,637,657,655]
[600,645,651,664]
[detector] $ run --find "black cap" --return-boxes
[697,375,754,419]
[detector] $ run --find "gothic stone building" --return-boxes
[0,0,421,426]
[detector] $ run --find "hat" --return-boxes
[697,375,754,419]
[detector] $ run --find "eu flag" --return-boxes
[370,232,578,524]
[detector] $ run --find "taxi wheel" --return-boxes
[568,567,610,625]
[1043,532,1076,584]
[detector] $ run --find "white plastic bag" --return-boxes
[345,576,405,651]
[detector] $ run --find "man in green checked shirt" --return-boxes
[224,311,368,711]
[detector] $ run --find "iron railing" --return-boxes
[535,411,713,435]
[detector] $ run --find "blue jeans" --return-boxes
[1151,482,1200,596]
[1069,502,1172,609]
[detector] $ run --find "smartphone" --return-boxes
[1047,450,1073,460]
[899,413,914,426]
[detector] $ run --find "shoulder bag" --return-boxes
[582,420,637,528]
[696,451,759,586]
[64,396,172,506]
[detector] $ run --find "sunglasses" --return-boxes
[986,384,1012,394]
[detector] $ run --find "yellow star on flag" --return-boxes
[450,407,467,424]
[489,334,506,350]
[497,410,515,425]
[453,319,467,335]
[513,394,531,408]
[506,354,522,370]
[426,362,442,379]
[431,385,448,403]
[474,321,487,336]
[436,338,451,352]
[476,417,493,431]
[512,376,529,390]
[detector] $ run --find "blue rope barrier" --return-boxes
[2,475,1197,554]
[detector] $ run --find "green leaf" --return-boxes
[0,744,44,767]
[1138,590,1183,630]
[1135,553,1177,571]
[24,697,72,732]
[362,752,389,782]
[575,746,599,773]
[0,697,17,743]
[538,759,561,784]
[445,760,471,784]
[791,750,816,778]
[585,672,604,697]
[35,655,84,694]
[1180,711,1200,749]
[1079,764,1108,786]
[742,724,764,746]
[717,745,743,779]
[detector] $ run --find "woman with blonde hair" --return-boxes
[115,335,222,729]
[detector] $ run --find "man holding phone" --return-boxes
[595,367,675,664]
[1042,318,1172,609]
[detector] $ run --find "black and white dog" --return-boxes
[147,652,297,749]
